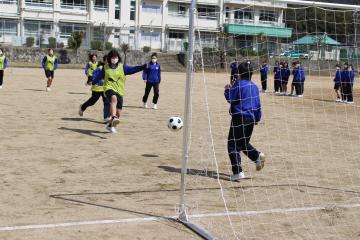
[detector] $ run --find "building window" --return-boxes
[59,23,86,38]
[0,19,17,35]
[259,10,277,22]
[25,0,52,7]
[94,0,107,10]
[115,0,120,19]
[234,9,253,21]
[168,3,188,16]
[130,0,136,20]
[141,31,160,42]
[93,27,105,41]
[61,0,86,10]
[169,31,184,39]
[0,0,17,4]
[225,7,230,19]
[142,3,161,14]
[197,5,216,19]
[24,21,52,46]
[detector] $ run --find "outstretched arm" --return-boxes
[85,63,90,76]
[123,64,147,75]
[41,56,47,69]
[4,58,8,69]
[54,58,58,70]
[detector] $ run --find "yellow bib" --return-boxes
[0,55,5,70]
[88,61,98,77]
[45,55,56,71]
[104,64,126,96]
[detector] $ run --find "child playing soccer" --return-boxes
[84,53,98,85]
[79,55,110,122]
[259,60,268,92]
[42,48,58,92]
[93,49,147,133]
[142,53,161,109]
[224,61,265,181]
[280,62,291,95]
[292,61,306,97]
[333,64,341,102]
[340,62,354,104]
[0,48,8,89]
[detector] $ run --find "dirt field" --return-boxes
[0,67,360,240]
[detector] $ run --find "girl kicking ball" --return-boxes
[93,49,147,133]
[42,48,58,92]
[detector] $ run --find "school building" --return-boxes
[0,0,292,52]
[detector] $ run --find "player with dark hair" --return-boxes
[142,53,161,109]
[333,64,341,102]
[42,48,58,92]
[0,47,8,89]
[84,53,98,85]
[224,61,265,181]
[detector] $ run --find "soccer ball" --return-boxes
[168,116,183,131]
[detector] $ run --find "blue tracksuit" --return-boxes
[260,64,268,91]
[292,67,306,95]
[274,66,281,92]
[142,62,161,104]
[142,62,161,83]
[334,69,341,84]
[340,69,354,102]
[280,67,291,83]
[225,79,262,174]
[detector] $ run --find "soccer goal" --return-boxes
[176,0,360,239]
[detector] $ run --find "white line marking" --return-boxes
[1,203,360,232]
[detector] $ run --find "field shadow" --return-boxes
[61,117,105,124]
[58,127,108,139]
[123,105,143,109]
[158,165,232,181]
[68,92,88,95]
[23,88,45,92]
[142,154,159,158]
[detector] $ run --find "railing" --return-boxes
[25,1,53,8]
[0,0,17,4]
[94,6,108,11]
[60,3,86,10]
[225,18,254,24]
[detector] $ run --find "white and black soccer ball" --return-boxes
[168,116,183,131]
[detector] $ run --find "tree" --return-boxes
[120,43,129,64]
[67,31,84,63]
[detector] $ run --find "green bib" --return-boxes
[45,55,56,71]
[0,55,5,70]
[88,61,98,77]
[104,64,126,96]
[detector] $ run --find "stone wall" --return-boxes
[0,46,153,65]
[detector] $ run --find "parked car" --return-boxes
[282,50,309,59]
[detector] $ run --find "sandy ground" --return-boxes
[0,67,360,240]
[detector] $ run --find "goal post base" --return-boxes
[178,218,216,240]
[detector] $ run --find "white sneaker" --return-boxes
[256,152,266,171]
[153,104,157,110]
[104,117,111,123]
[143,102,148,108]
[111,117,120,127]
[0,85,3,89]
[346,101,354,104]
[46,87,51,92]
[106,125,117,133]
[78,105,83,116]
[297,95,303,98]
[336,98,341,102]
[230,172,245,181]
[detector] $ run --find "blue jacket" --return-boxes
[340,69,354,84]
[260,64,268,77]
[230,62,238,80]
[224,79,262,123]
[334,69,341,83]
[280,67,291,81]
[41,56,58,70]
[91,67,105,86]
[274,66,280,80]
[142,62,161,83]
[292,67,306,82]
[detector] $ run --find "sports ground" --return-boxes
[0,68,360,239]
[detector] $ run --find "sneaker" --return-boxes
[336,98,341,102]
[103,117,111,123]
[346,101,354,104]
[46,87,51,92]
[0,85,3,89]
[153,104,157,110]
[297,95,303,98]
[106,125,117,133]
[111,117,120,127]
[255,152,266,171]
[143,102,148,108]
[78,105,83,117]
[230,172,245,181]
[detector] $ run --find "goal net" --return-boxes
[174,1,360,239]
